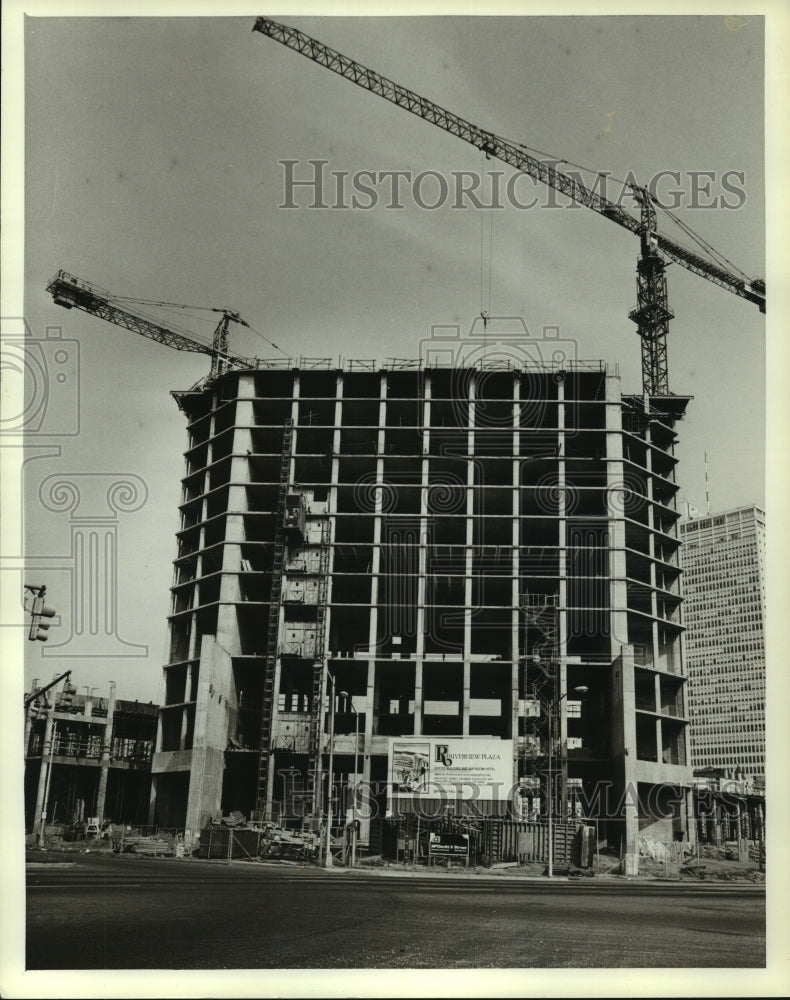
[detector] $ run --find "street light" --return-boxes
[39,715,58,848]
[324,673,337,869]
[340,690,359,869]
[547,685,588,878]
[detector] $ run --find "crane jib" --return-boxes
[45,270,266,371]
[252,16,765,317]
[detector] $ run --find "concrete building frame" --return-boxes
[149,356,694,872]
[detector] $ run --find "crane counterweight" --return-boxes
[45,269,277,380]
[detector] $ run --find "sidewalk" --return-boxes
[335,857,766,885]
[25,842,766,885]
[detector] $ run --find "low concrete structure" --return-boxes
[25,680,157,834]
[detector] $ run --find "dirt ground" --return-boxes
[478,843,766,882]
[355,841,766,883]
[28,833,765,883]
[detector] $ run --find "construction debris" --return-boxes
[198,817,322,863]
[112,828,175,857]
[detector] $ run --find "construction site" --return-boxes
[24,678,157,837]
[34,18,766,878]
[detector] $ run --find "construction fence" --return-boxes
[481,819,594,869]
[380,815,597,870]
[198,824,323,863]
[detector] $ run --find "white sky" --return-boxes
[12,9,773,707]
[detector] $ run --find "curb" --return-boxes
[27,851,766,887]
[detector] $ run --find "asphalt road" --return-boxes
[25,855,765,970]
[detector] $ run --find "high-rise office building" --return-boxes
[680,506,766,778]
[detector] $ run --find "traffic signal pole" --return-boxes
[24,669,72,751]
[38,718,58,847]
[26,669,73,839]
[32,708,55,838]
[24,670,72,709]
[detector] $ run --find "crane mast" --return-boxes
[630,187,673,396]
[252,16,765,396]
[46,270,261,378]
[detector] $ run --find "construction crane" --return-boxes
[252,17,765,397]
[46,270,276,379]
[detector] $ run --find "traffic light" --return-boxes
[27,588,56,642]
[60,681,77,709]
[31,697,50,720]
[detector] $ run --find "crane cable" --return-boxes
[111,293,229,314]
[107,293,290,359]
[245,321,290,359]
[105,297,216,349]
[479,149,494,347]
[652,201,752,282]
[511,139,754,284]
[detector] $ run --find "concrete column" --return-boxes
[361,659,375,844]
[95,681,116,820]
[235,392,254,428]
[684,786,696,845]
[184,635,232,834]
[312,374,341,821]
[153,708,164,757]
[557,377,569,816]
[358,374,385,813]
[643,424,661,668]
[289,373,301,483]
[415,376,430,736]
[368,373,387,656]
[324,369,341,629]
[463,373,474,735]
[606,374,629,650]
[611,644,639,874]
[511,376,521,786]
[263,378,302,818]
[147,773,158,826]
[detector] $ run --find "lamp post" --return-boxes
[547,685,588,878]
[340,690,359,868]
[324,673,337,869]
[39,718,58,848]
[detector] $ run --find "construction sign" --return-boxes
[388,737,514,811]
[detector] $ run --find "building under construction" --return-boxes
[45,18,767,871]
[148,330,694,869]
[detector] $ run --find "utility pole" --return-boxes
[546,685,588,878]
[39,718,58,847]
[32,705,55,837]
[324,674,336,869]
[29,671,75,841]
[96,681,116,821]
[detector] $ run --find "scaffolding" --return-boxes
[308,517,331,821]
[256,419,293,816]
[519,593,560,813]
